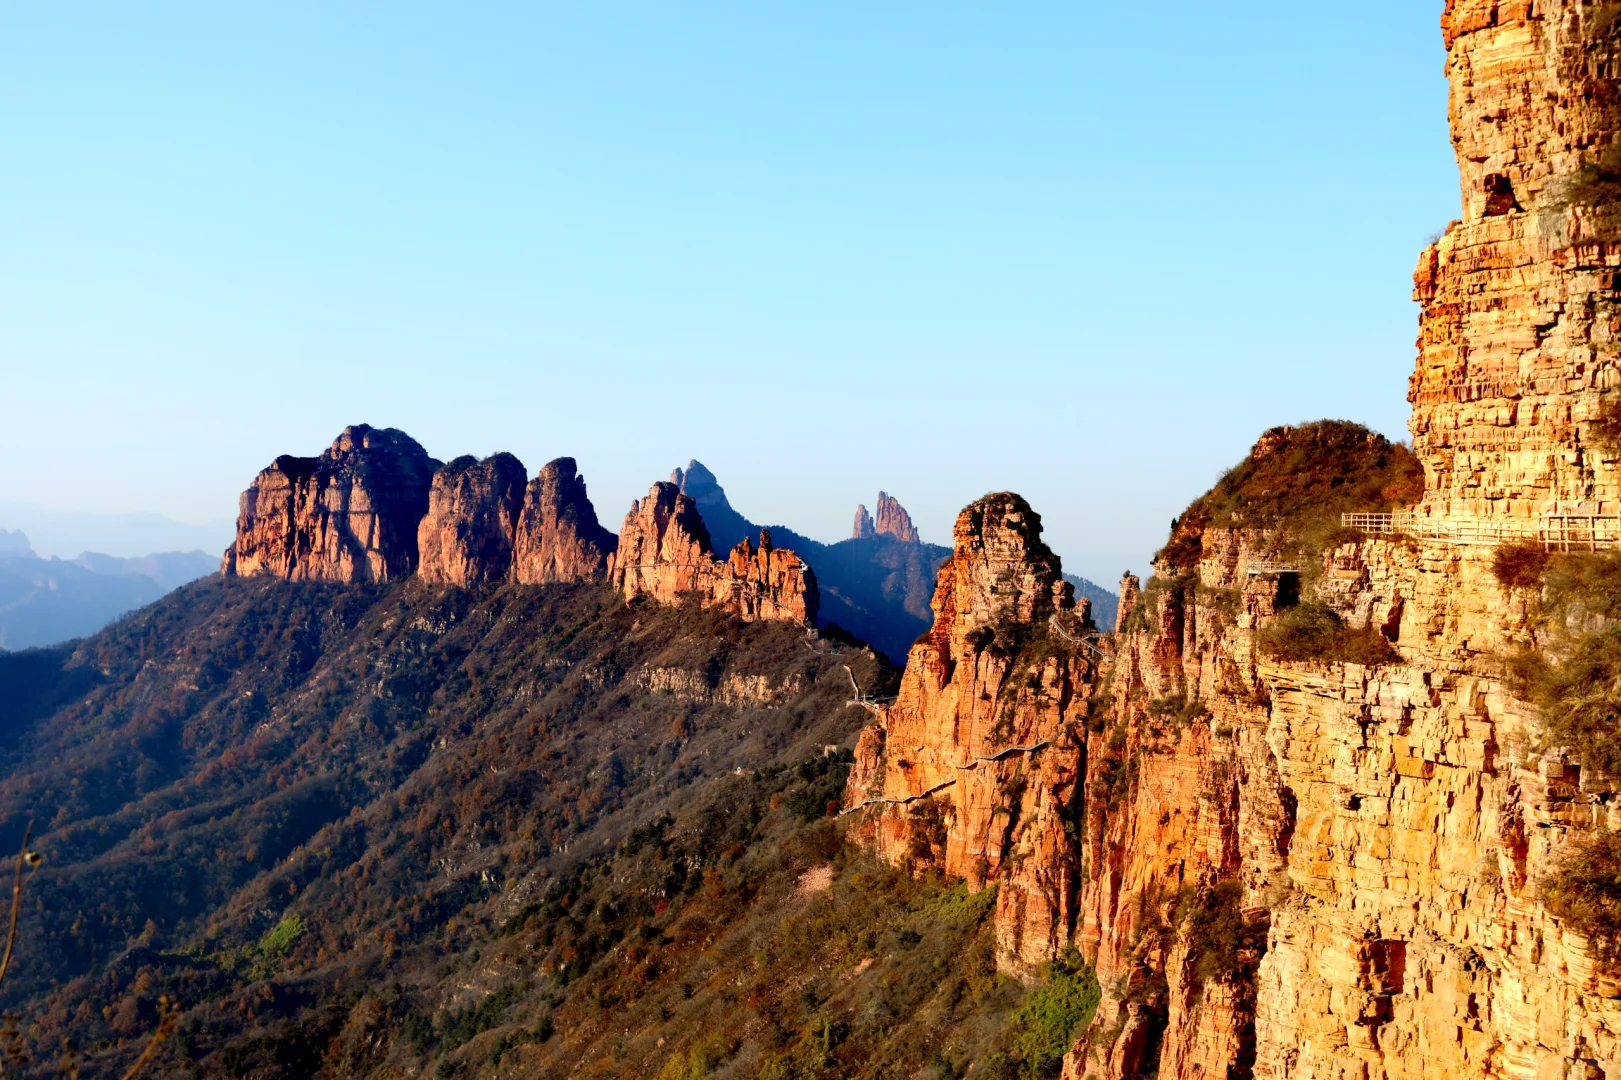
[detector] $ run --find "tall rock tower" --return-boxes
[1411,1,1621,524]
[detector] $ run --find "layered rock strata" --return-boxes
[844,492,1098,973]
[1411,0,1621,524]
[223,425,440,583]
[608,482,818,626]
[416,454,526,586]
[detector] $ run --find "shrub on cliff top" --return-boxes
[1155,421,1422,570]
[1541,830,1621,959]
[1256,601,1399,667]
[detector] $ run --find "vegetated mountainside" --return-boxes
[0,533,218,650]
[0,574,1099,1079]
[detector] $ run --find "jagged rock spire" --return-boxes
[875,491,920,543]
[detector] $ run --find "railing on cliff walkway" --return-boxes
[1341,511,1621,551]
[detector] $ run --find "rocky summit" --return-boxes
[844,492,1098,973]
[608,480,817,625]
[223,424,440,583]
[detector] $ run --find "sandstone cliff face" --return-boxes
[1412,0,1621,525]
[608,482,818,626]
[510,457,617,585]
[852,504,876,539]
[844,492,1098,973]
[416,454,526,586]
[1060,513,1621,1080]
[875,491,921,543]
[223,425,440,583]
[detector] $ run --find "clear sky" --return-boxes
[0,2,1456,585]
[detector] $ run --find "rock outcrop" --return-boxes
[1048,26,1621,1062]
[609,482,817,626]
[844,492,1098,973]
[852,504,876,539]
[223,425,440,583]
[510,457,617,585]
[416,454,527,586]
[874,491,920,543]
[1411,0,1621,525]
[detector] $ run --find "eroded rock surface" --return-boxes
[874,491,921,543]
[608,482,817,626]
[844,492,1098,973]
[416,454,526,586]
[1412,0,1621,524]
[223,425,440,583]
[511,457,617,585]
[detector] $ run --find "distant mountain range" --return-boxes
[0,502,233,560]
[0,530,218,650]
[668,460,1117,662]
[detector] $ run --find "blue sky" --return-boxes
[0,2,1456,584]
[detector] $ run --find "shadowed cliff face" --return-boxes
[416,454,527,586]
[510,457,617,585]
[845,492,1099,975]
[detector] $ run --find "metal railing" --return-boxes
[1340,511,1621,550]
[1244,561,1299,575]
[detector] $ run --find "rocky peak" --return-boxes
[223,424,440,583]
[609,482,815,626]
[1115,572,1141,634]
[719,529,819,626]
[416,454,527,586]
[511,457,617,585]
[608,482,718,604]
[844,490,1095,973]
[874,491,920,543]
[852,504,876,539]
[932,492,1064,654]
[671,460,725,510]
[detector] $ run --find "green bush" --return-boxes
[1146,694,1210,735]
[1174,881,1269,989]
[1007,949,1100,1078]
[1257,602,1398,667]
[1541,830,1621,959]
